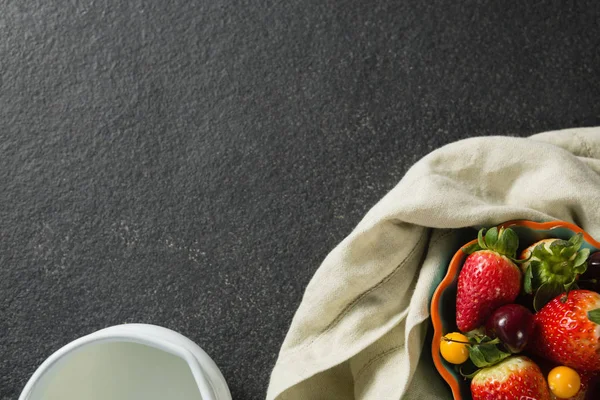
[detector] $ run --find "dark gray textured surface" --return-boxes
[1,1,598,399]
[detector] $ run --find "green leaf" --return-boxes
[468,343,511,368]
[468,346,487,368]
[587,308,600,325]
[495,236,508,255]
[463,242,482,255]
[505,229,519,257]
[560,245,577,259]
[568,233,583,249]
[534,282,563,311]
[492,228,519,258]
[512,256,530,264]
[565,274,577,287]
[484,338,501,345]
[564,277,577,292]
[549,239,566,255]
[524,264,533,294]
[574,248,590,267]
[531,242,551,259]
[478,228,486,249]
[573,260,588,275]
[465,328,486,341]
[485,228,499,248]
[529,260,542,288]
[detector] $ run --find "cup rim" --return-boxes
[19,324,222,400]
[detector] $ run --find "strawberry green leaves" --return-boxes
[463,227,520,259]
[468,337,512,368]
[493,229,519,259]
[522,234,591,311]
[456,333,512,378]
[465,332,512,368]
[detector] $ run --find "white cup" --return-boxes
[19,324,232,400]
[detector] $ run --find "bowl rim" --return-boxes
[430,219,600,400]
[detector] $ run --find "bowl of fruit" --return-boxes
[431,220,600,400]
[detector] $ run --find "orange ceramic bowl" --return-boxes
[430,220,600,400]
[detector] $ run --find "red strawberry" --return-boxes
[471,356,550,400]
[530,290,600,371]
[519,234,590,311]
[456,227,522,332]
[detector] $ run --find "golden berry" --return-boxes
[440,332,469,364]
[548,366,581,399]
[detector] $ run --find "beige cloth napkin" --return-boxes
[267,127,600,400]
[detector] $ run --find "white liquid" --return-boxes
[28,341,203,400]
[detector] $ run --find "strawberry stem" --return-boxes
[442,337,472,345]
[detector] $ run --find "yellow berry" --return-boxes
[548,366,581,399]
[440,332,470,364]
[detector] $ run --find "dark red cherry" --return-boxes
[485,304,534,353]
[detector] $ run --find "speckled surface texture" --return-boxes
[1,1,599,399]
